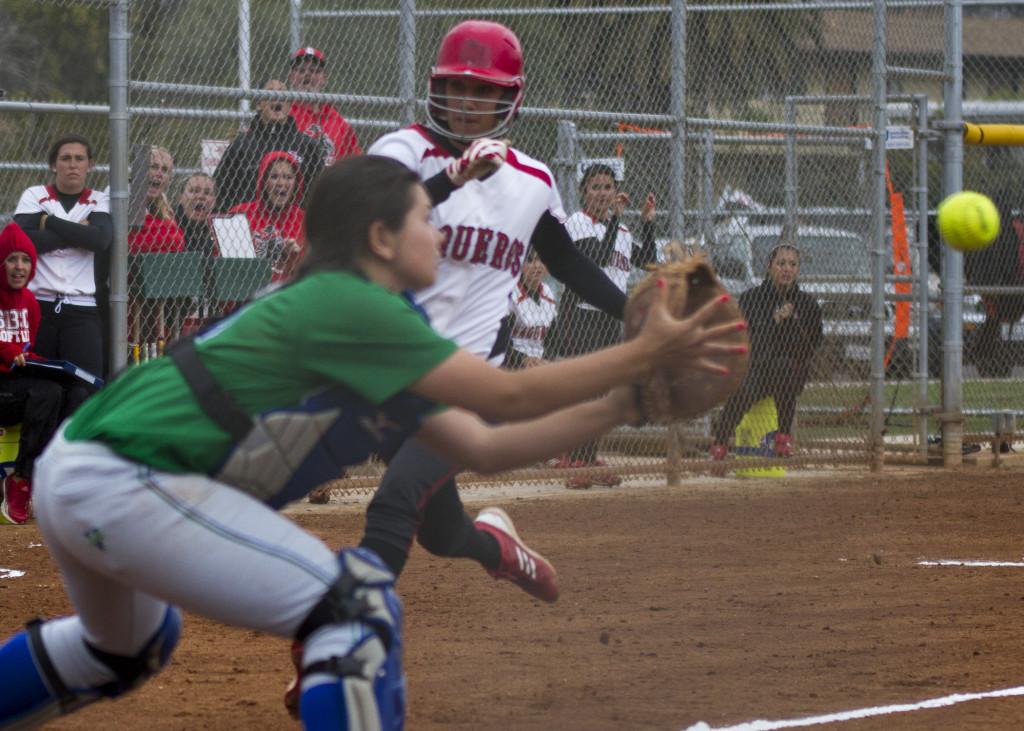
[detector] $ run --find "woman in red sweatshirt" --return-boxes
[229,150,305,281]
[0,223,65,525]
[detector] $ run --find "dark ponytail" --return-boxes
[299,155,422,277]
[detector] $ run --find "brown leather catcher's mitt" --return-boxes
[623,254,750,423]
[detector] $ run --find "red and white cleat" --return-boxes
[0,475,31,525]
[774,433,793,457]
[474,507,559,603]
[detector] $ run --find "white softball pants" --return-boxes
[32,431,340,688]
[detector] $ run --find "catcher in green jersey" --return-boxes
[0,154,745,730]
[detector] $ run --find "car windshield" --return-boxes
[752,234,870,279]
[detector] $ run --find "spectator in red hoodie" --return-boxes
[229,151,305,281]
[0,223,65,525]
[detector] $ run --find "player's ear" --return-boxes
[366,219,397,262]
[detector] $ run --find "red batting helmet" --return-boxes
[426,20,525,142]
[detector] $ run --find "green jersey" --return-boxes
[65,271,457,507]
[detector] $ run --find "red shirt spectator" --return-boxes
[129,147,185,254]
[288,47,361,166]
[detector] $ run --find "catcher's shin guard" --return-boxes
[297,547,405,731]
[0,607,181,729]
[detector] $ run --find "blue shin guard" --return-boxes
[0,608,181,729]
[298,548,405,731]
[0,628,69,729]
[298,622,405,731]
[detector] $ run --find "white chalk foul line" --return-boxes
[0,568,25,579]
[918,559,1024,567]
[683,685,1024,730]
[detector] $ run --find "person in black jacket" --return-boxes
[710,243,822,459]
[213,79,324,212]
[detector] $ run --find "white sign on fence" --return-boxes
[885,126,914,150]
[201,139,231,175]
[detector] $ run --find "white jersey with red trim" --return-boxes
[563,210,634,312]
[509,281,558,360]
[369,125,566,357]
[15,184,109,304]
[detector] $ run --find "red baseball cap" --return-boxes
[291,47,326,66]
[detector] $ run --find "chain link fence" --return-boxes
[1,0,1022,495]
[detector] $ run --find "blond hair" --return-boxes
[148,146,176,221]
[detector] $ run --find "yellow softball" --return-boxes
[937,191,1000,252]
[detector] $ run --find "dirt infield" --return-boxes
[4,467,1024,730]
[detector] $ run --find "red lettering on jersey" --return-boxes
[489,232,510,269]
[449,225,474,260]
[507,239,525,276]
[609,250,631,272]
[439,225,453,257]
[470,228,494,264]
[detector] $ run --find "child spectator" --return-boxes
[0,223,64,525]
[175,173,217,256]
[174,173,219,335]
[229,151,305,281]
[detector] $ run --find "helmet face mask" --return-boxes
[425,20,525,143]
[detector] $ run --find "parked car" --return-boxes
[706,216,985,380]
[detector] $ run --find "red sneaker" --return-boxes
[709,444,728,461]
[588,459,621,487]
[565,472,593,490]
[282,640,303,720]
[474,507,559,602]
[774,433,793,457]
[0,475,31,525]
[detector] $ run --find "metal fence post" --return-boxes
[238,0,251,114]
[942,0,965,467]
[289,0,302,54]
[914,94,931,457]
[398,0,417,126]
[554,120,579,215]
[784,97,797,240]
[108,0,131,374]
[702,130,714,247]
[667,0,687,485]
[669,0,686,244]
[869,0,888,471]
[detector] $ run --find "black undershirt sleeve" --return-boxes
[45,213,112,253]
[14,213,64,254]
[531,212,626,320]
[14,211,112,254]
[423,171,457,206]
[634,220,658,267]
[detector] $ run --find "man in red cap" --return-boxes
[287,46,361,167]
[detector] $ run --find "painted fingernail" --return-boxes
[719,368,731,376]
[735,322,747,331]
[736,346,748,354]
[657,278,666,289]
[719,294,730,302]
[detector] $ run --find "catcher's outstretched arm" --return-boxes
[531,211,626,319]
[412,284,744,423]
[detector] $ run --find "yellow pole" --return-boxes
[963,122,1024,146]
